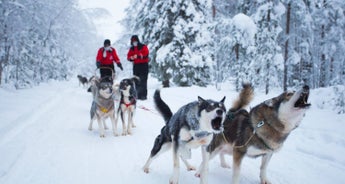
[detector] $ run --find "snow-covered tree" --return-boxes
[252,0,285,94]
[0,0,98,88]
[135,0,214,87]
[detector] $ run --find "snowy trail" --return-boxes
[0,80,345,184]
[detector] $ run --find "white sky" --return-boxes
[78,0,130,41]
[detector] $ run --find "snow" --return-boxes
[0,78,344,184]
[232,13,257,43]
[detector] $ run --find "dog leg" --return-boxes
[103,120,108,130]
[143,141,172,173]
[232,150,245,184]
[181,157,195,171]
[260,153,273,184]
[121,110,127,136]
[131,109,136,128]
[110,113,117,136]
[97,117,105,138]
[88,118,94,131]
[198,146,210,184]
[169,141,180,184]
[89,103,96,131]
[127,110,132,135]
[220,152,231,168]
[114,108,120,136]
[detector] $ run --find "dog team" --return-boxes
[78,37,311,184]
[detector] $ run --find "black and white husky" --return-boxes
[88,78,115,137]
[143,90,226,184]
[114,77,139,136]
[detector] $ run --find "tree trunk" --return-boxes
[162,80,170,88]
[283,3,291,91]
[235,43,240,91]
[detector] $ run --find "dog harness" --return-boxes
[121,96,136,108]
[222,119,273,150]
[98,104,114,113]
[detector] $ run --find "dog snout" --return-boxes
[216,109,223,116]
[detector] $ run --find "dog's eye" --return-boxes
[206,105,217,112]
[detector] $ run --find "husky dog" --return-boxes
[114,76,139,136]
[197,84,311,184]
[77,75,88,87]
[88,78,116,137]
[143,90,226,184]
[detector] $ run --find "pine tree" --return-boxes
[252,0,284,94]
[136,0,213,87]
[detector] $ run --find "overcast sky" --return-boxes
[78,0,130,41]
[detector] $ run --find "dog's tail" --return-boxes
[230,83,254,112]
[154,89,173,123]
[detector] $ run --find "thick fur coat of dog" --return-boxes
[197,84,311,184]
[114,77,139,136]
[88,79,115,137]
[143,90,226,184]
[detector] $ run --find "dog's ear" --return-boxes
[220,96,226,103]
[263,99,274,107]
[198,96,206,105]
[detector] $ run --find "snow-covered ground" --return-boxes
[0,78,344,184]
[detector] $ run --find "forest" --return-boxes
[1,0,344,94]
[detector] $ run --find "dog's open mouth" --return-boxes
[211,116,223,131]
[294,85,311,108]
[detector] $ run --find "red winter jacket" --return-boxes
[127,44,149,64]
[96,47,120,65]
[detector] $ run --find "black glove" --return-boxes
[96,61,101,68]
[117,63,123,71]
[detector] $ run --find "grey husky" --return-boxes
[88,77,116,138]
[143,90,226,184]
[197,84,311,184]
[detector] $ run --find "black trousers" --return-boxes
[133,63,148,99]
[100,64,114,82]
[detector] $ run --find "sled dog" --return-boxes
[114,76,139,136]
[197,84,311,184]
[88,77,116,137]
[143,90,226,184]
[77,75,88,87]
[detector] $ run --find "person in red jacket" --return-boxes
[127,35,149,100]
[96,39,123,82]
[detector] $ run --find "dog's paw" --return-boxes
[113,132,119,137]
[88,127,92,131]
[220,162,231,169]
[261,179,272,184]
[100,134,105,138]
[132,124,136,128]
[122,132,127,136]
[169,177,178,184]
[169,177,179,184]
[143,167,150,173]
[187,166,196,171]
[127,130,132,135]
[194,172,201,178]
